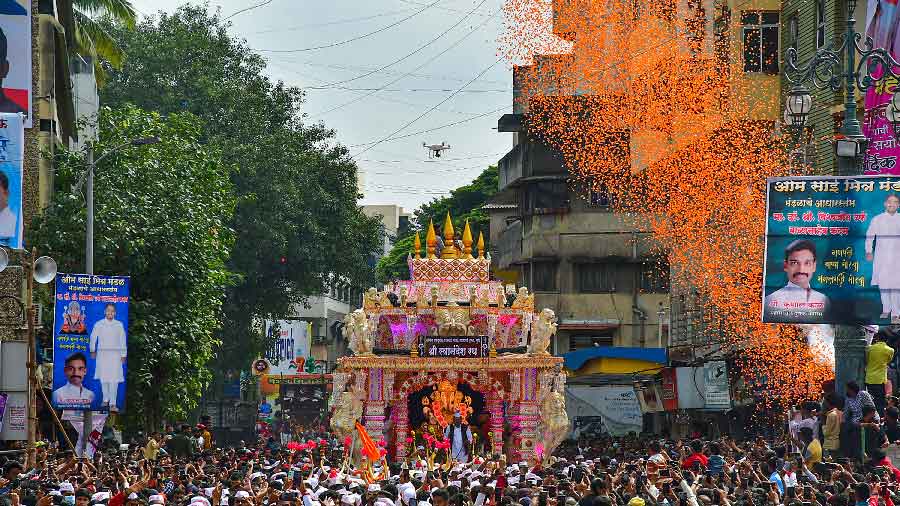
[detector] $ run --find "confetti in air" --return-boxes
[499,0,834,405]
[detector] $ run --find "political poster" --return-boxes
[0,113,23,249]
[261,320,311,375]
[52,274,130,412]
[0,1,30,126]
[762,176,900,324]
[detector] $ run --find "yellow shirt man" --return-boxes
[804,438,823,467]
[867,342,895,385]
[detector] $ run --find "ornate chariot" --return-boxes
[330,213,567,462]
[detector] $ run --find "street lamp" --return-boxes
[784,84,812,133]
[80,136,160,275]
[75,136,158,456]
[783,0,900,395]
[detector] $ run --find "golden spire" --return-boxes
[413,230,422,258]
[426,220,437,259]
[441,212,458,259]
[462,219,473,259]
[477,231,485,259]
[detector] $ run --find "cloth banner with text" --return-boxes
[52,274,130,412]
[762,176,900,324]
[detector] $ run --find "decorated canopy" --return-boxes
[329,213,567,463]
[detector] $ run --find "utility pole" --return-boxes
[78,137,158,456]
[25,252,36,467]
[81,144,93,457]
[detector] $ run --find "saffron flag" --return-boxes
[355,421,379,461]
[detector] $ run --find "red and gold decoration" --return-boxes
[330,213,568,464]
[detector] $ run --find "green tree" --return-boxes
[375,166,498,283]
[414,165,498,233]
[59,0,139,83]
[375,235,416,282]
[99,6,382,372]
[30,105,235,429]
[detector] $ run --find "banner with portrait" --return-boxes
[0,1,30,126]
[52,274,130,412]
[0,113,23,249]
[762,176,900,324]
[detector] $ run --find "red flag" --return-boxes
[355,421,380,461]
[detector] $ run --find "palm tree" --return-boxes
[68,0,137,84]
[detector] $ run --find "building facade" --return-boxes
[488,0,783,437]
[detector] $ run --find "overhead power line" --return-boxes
[397,0,495,17]
[224,0,275,20]
[304,86,509,93]
[246,8,418,34]
[253,0,442,53]
[348,105,509,148]
[351,57,504,159]
[307,3,499,117]
[265,60,503,116]
[306,0,493,91]
[357,153,504,163]
[364,164,490,175]
[266,58,510,85]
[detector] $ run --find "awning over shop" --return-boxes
[564,346,668,376]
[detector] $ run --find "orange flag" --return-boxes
[355,421,380,461]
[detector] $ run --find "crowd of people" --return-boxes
[3,389,900,506]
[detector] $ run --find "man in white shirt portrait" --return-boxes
[90,303,127,412]
[52,352,95,408]
[865,194,900,322]
[0,170,17,239]
[764,239,830,322]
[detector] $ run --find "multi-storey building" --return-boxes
[488,0,782,436]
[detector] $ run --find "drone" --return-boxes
[423,141,451,158]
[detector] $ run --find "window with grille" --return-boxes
[524,262,558,292]
[589,189,612,208]
[742,11,779,74]
[787,14,798,51]
[640,262,671,293]
[521,181,569,214]
[577,263,616,293]
[816,0,826,48]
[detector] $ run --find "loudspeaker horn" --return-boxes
[0,248,8,273]
[33,256,57,284]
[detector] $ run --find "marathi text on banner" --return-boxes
[762,176,900,324]
[52,274,130,412]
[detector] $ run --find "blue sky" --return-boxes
[128,0,514,210]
